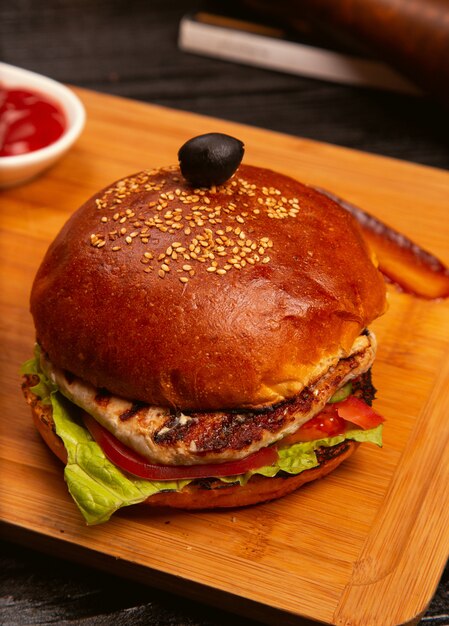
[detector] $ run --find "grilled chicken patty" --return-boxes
[38,331,377,465]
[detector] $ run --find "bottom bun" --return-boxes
[23,378,358,510]
[144,442,357,509]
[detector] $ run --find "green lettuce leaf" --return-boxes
[21,352,57,404]
[22,351,190,525]
[22,351,382,524]
[328,381,352,403]
[219,424,383,486]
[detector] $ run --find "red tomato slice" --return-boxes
[280,405,346,446]
[334,396,385,429]
[83,413,278,480]
[280,396,385,446]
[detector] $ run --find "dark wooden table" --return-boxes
[1,2,448,624]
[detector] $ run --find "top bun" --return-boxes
[31,164,386,410]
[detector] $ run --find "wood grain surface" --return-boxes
[1,87,448,626]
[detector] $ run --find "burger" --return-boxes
[21,133,387,525]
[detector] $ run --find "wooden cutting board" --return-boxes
[1,87,448,626]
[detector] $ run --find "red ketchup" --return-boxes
[0,85,67,157]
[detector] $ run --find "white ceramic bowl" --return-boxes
[0,63,86,188]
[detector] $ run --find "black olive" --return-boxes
[178,133,244,187]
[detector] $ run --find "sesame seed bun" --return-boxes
[30,164,386,411]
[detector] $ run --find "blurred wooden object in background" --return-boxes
[244,0,449,106]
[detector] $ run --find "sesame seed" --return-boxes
[158,269,165,278]
[179,276,189,283]
[91,170,287,279]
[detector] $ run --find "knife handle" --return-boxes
[244,0,449,105]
